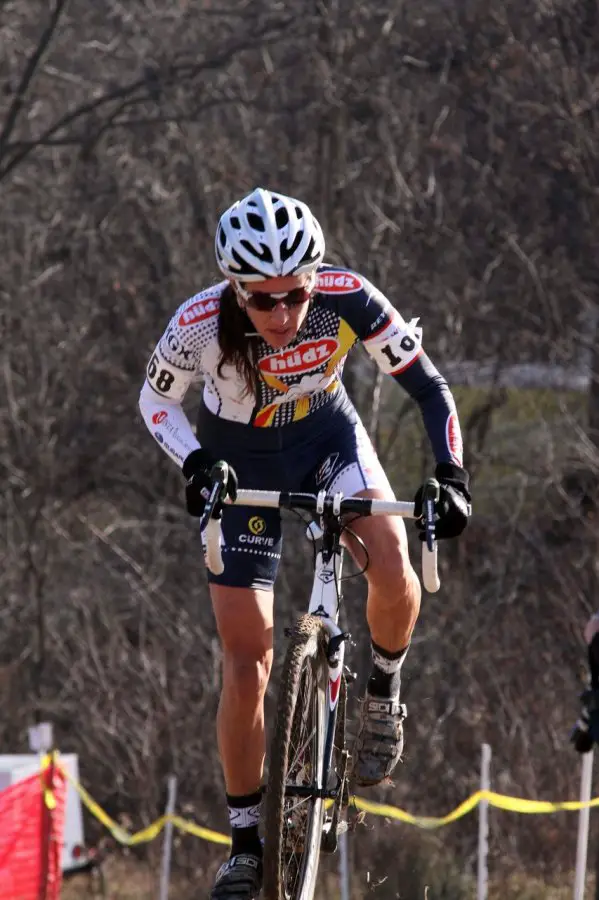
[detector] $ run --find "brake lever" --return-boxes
[422,477,440,553]
[199,460,230,531]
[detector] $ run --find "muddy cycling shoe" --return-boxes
[353,692,407,787]
[210,854,262,899]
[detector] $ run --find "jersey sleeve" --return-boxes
[338,273,464,467]
[138,290,219,466]
[138,381,200,467]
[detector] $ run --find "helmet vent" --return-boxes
[240,240,273,263]
[275,207,290,228]
[247,213,265,231]
[280,231,302,262]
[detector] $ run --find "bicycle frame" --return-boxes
[302,496,348,801]
[201,475,441,813]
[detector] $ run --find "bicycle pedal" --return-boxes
[321,816,349,854]
[322,817,348,835]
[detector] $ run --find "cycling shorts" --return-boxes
[196,395,393,590]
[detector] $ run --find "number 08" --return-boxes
[148,354,175,393]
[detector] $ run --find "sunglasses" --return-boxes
[242,286,312,312]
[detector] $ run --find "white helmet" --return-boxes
[215,188,325,282]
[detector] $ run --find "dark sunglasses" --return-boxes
[244,286,312,312]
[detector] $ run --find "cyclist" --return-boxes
[139,188,471,899]
[571,612,599,753]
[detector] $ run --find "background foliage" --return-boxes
[2,0,599,896]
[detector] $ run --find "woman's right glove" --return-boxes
[182,448,238,518]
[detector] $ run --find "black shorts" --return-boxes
[197,397,392,590]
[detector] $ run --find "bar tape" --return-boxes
[54,757,599,845]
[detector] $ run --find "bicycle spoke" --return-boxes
[288,724,316,775]
[264,616,328,900]
[281,662,319,895]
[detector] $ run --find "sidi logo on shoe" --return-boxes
[368,700,394,713]
[232,855,259,869]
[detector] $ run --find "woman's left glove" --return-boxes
[414,462,471,540]
[182,448,238,518]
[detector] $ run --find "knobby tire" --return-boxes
[263,614,327,900]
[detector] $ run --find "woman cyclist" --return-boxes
[139,188,471,900]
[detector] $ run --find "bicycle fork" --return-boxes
[307,536,352,851]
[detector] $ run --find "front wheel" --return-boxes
[263,615,328,900]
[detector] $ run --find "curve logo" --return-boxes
[316,271,363,294]
[446,412,463,466]
[259,339,338,376]
[248,516,267,536]
[152,410,168,425]
[178,295,220,327]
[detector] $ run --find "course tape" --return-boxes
[57,762,231,846]
[39,754,58,811]
[55,758,599,845]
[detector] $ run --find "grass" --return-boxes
[60,854,593,899]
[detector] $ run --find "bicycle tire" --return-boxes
[263,614,328,900]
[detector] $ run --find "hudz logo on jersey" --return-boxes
[316,271,363,294]
[259,339,338,376]
[178,295,219,327]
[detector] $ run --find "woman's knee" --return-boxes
[211,585,274,693]
[355,525,415,593]
[222,650,273,698]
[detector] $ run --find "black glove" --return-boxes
[571,688,599,753]
[571,635,599,752]
[182,448,238,518]
[414,462,471,540]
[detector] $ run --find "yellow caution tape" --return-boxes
[170,816,232,846]
[39,753,58,811]
[480,789,599,816]
[351,789,599,829]
[53,755,599,845]
[57,759,231,846]
[351,791,481,829]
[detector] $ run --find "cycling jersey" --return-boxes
[139,265,463,469]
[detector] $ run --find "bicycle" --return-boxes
[201,465,441,900]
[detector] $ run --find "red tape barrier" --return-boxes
[0,757,67,900]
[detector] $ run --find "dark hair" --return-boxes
[217,283,260,397]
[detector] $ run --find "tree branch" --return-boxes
[0,14,301,182]
[0,0,71,162]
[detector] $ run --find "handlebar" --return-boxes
[200,463,441,592]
